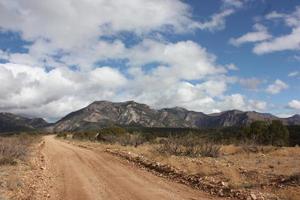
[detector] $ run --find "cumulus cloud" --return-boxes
[0,41,260,120]
[215,94,267,112]
[288,100,300,110]
[0,0,192,47]
[229,24,272,46]
[266,79,289,94]
[127,40,225,79]
[0,63,127,119]
[0,0,268,120]
[248,100,267,111]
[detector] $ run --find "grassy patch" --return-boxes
[0,134,37,166]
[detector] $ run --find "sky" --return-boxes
[0,0,299,122]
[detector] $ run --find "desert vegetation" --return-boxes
[58,120,300,199]
[0,133,38,165]
[65,120,296,148]
[0,133,41,199]
[156,134,221,157]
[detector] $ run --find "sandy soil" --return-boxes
[41,135,217,200]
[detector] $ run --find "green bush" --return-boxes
[268,120,289,146]
[247,120,289,146]
[56,132,67,139]
[96,126,126,141]
[249,121,269,144]
[96,127,146,147]
[72,131,98,140]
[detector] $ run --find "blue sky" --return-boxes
[0,0,299,121]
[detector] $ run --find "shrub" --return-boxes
[156,134,220,157]
[0,134,35,166]
[247,120,289,146]
[268,120,289,146]
[0,157,17,165]
[96,126,126,141]
[118,133,146,147]
[249,121,269,144]
[97,127,146,147]
[72,131,98,140]
[56,132,67,139]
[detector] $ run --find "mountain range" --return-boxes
[49,100,300,132]
[0,112,48,133]
[1,100,300,133]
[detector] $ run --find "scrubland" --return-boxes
[0,134,41,200]
[62,126,300,200]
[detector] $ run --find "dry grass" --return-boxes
[116,143,299,196]
[0,134,36,166]
[65,136,300,199]
[0,134,40,200]
[155,135,221,157]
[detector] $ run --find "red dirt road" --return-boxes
[41,135,217,200]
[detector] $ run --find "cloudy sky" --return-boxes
[0,0,299,121]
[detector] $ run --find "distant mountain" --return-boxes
[49,100,300,132]
[283,114,300,125]
[0,113,48,133]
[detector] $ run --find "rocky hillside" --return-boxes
[50,100,300,132]
[0,113,48,133]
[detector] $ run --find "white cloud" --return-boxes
[266,79,289,94]
[229,24,272,46]
[127,40,225,79]
[0,0,268,120]
[226,63,239,70]
[0,39,262,120]
[248,100,267,111]
[288,100,300,110]
[189,0,247,32]
[215,94,267,112]
[253,27,300,54]
[288,71,299,77]
[0,63,127,119]
[0,0,241,71]
[191,9,234,32]
[265,11,286,20]
[253,7,300,54]
[0,0,193,48]
[234,6,300,54]
[266,6,300,28]
[119,40,231,112]
[222,0,244,8]
[0,0,238,54]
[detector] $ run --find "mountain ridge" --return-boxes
[1,100,299,133]
[0,112,48,133]
[49,100,300,132]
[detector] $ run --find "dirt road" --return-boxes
[41,135,216,200]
